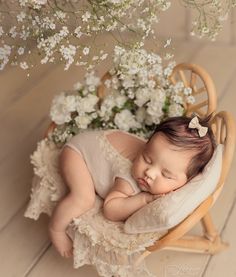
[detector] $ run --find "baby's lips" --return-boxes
[138,178,149,189]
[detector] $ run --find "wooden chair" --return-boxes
[45,63,236,265]
[134,65,236,265]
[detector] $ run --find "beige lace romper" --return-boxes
[64,129,147,199]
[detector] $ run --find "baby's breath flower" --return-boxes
[73,81,83,91]
[82,11,91,22]
[0,1,234,71]
[83,47,90,56]
[20,61,29,70]
[9,26,17,38]
[75,114,92,129]
[0,44,11,70]
[48,47,195,144]
[114,109,141,131]
[17,11,26,22]
[18,47,25,55]
[74,26,83,38]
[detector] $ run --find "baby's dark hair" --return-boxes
[147,115,216,181]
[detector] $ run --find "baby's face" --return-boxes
[131,133,194,195]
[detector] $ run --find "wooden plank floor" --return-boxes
[0,39,236,277]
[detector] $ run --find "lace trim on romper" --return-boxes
[96,130,142,194]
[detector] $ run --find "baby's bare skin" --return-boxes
[49,227,73,258]
[49,131,193,256]
[49,147,95,257]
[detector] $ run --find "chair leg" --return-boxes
[164,234,228,254]
[164,213,228,254]
[202,212,218,240]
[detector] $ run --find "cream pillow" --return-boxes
[124,144,223,234]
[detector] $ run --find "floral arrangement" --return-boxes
[0,1,235,71]
[49,46,195,146]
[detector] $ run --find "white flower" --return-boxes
[134,87,151,107]
[60,44,76,70]
[164,53,174,60]
[114,109,141,131]
[18,47,25,55]
[122,76,134,89]
[9,26,17,38]
[172,95,184,104]
[19,0,27,6]
[183,87,192,95]
[82,12,91,22]
[163,66,173,77]
[74,26,83,38]
[17,11,26,22]
[59,26,69,37]
[30,0,47,6]
[108,0,123,4]
[0,44,11,70]
[85,71,100,90]
[55,11,66,20]
[147,80,156,89]
[50,93,78,124]
[146,89,165,124]
[114,94,127,108]
[20,61,29,70]
[173,81,184,93]
[168,103,184,117]
[98,95,116,120]
[186,95,195,104]
[104,79,111,88]
[75,114,92,129]
[100,53,108,60]
[164,38,171,48]
[83,47,90,55]
[73,81,83,90]
[76,94,99,114]
[135,107,146,123]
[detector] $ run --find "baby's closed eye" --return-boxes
[143,154,152,164]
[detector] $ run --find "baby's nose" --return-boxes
[145,168,158,180]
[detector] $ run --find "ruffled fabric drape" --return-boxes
[24,138,166,277]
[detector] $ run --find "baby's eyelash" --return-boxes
[143,154,152,164]
[162,172,172,179]
[165,175,172,180]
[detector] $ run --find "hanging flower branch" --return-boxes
[0,0,170,71]
[0,1,235,71]
[181,0,236,40]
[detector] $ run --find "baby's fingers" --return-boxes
[64,248,73,258]
[153,194,163,200]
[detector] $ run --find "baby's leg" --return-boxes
[49,146,96,257]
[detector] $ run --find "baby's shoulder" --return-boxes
[105,130,146,160]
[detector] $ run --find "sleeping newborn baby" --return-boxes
[48,115,215,257]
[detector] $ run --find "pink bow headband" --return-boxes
[188,116,208,137]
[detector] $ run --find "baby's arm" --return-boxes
[103,177,156,221]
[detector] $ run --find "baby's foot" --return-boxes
[49,228,73,258]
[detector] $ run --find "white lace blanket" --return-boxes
[24,139,166,277]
